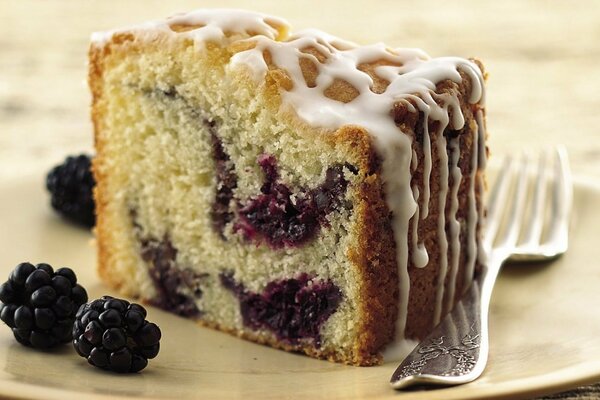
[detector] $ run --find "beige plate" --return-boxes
[0,172,600,400]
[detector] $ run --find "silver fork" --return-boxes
[390,147,572,390]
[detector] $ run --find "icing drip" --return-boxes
[474,110,488,271]
[432,132,449,326]
[411,144,429,269]
[444,138,463,313]
[466,110,487,288]
[411,186,429,269]
[421,111,433,220]
[477,110,488,170]
[91,9,288,45]
[93,9,486,359]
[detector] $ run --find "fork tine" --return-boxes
[483,156,515,250]
[544,146,572,255]
[519,150,549,248]
[495,154,530,250]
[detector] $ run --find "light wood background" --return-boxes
[1,0,599,398]
[2,0,600,182]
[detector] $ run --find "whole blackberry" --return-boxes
[0,262,88,349]
[46,154,96,227]
[73,296,161,373]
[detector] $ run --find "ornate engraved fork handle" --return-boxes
[390,149,571,389]
[390,257,503,389]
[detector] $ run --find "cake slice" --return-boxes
[89,9,487,366]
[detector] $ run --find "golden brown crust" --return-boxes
[325,126,397,365]
[90,36,141,297]
[89,43,115,291]
[195,317,380,366]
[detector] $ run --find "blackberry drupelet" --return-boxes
[0,262,88,349]
[73,296,161,373]
[46,154,96,227]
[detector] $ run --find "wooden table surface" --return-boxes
[1,1,599,398]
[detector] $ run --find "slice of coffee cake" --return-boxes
[89,9,487,366]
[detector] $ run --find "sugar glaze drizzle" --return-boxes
[92,9,486,360]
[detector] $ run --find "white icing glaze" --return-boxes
[476,110,487,268]
[465,110,487,288]
[94,9,486,361]
[411,186,429,269]
[421,110,432,220]
[444,139,463,314]
[432,133,449,326]
[91,9,288,46]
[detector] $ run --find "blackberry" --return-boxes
[73,296,161,373]
[46,154,96,227]
[0,262,88,349]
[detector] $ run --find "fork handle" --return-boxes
[390,256,504,389]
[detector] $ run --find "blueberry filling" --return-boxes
[220,272,342,346]
[139,237,205,318]
[235,154,357,248]
[208,120,237,239]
